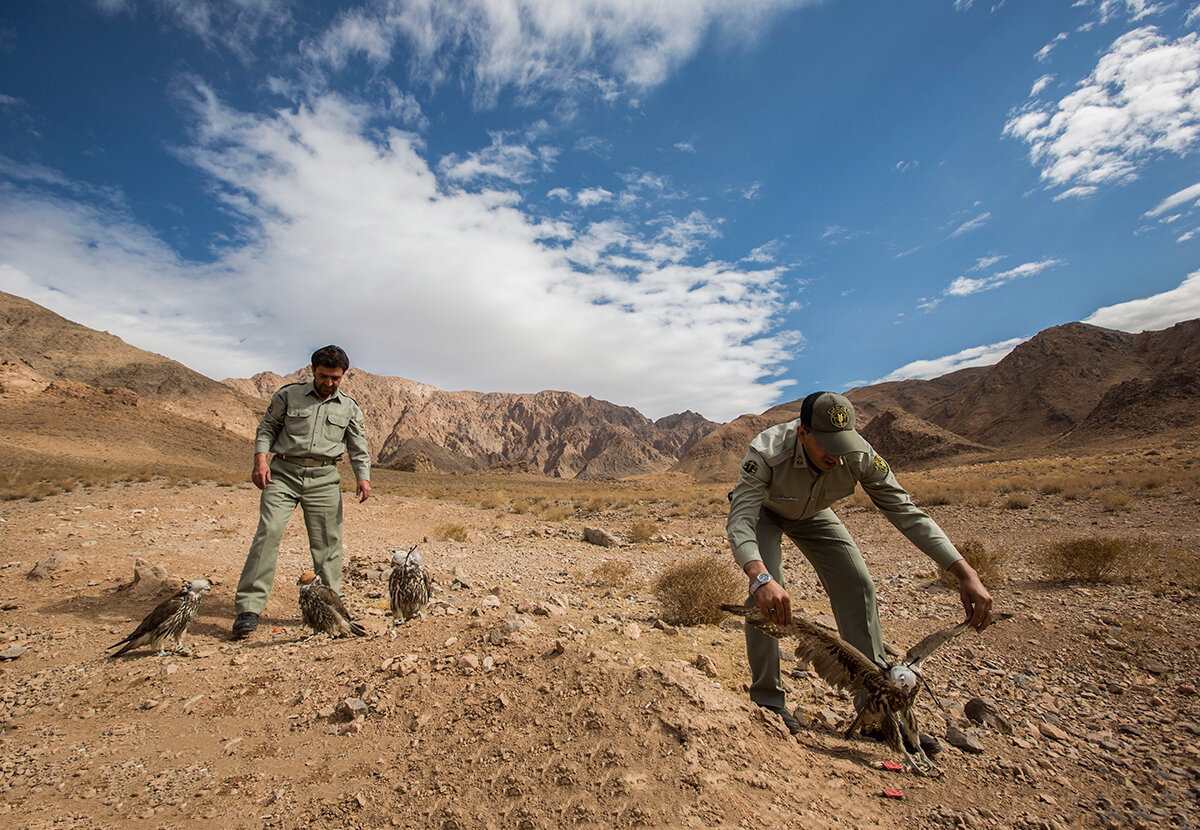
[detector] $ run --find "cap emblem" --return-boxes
[828,404,850,430]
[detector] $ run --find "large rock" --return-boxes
[118,558,171,596]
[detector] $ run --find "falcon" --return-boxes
[722,604,1012,776]
[296,572,366,638]
[388,545,431,624]
[107,578,212,658]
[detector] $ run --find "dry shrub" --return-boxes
[590,559,634,588]
[1037,477,1064,495]
[1004,492,1032,510]
[478,492,504,510]
[913,485,954,506]
[539,505,570,522]
[510,500,531,514]
[653,555,745,626]
[1095,489,1130,512]
[940,539,1008,587]
[433,523,468,542]
[1038,537,1132,583]
[628,519,658,544]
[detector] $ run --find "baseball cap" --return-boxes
[800,391,870,456]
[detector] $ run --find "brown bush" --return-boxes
[628,519,659,544]
[1004,492,1032,510]
[652,555,745,626]
[1038,537,1132,583]
[1095,489,1130,512]
[940,539,1009,588]
[433,523,468,542]
[589,559,634,588]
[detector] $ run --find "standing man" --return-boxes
[727,391,992,745]
[232,345,371,639]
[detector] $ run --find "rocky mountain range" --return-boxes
[3,288,1198,481]
[677,319,1200,481]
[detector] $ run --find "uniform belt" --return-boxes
[277,454,335,468]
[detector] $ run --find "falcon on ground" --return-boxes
[297,572,367,638]
[722,603,1011,776]
[107,578,212,658]
[388,545,431,624]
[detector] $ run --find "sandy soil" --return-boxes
[1,470,1198,829]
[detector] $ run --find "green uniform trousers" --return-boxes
[745,507,886,709]
[236,456,344,615]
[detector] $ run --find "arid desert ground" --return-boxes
[2,437,1199,830]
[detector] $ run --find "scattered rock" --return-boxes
[623,623,641,640]
[117,558,170,596]
[0,645,28,660]
[694,654,718,678]
[946,724,985,753]
[26,552,78,580]
[1039,722,1071,742]
[340,698,369,719]
[965,696,1012,734]
[583,527,617,547]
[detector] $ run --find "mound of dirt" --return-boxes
[860,408,992,469]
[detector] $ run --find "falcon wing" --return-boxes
[904,612,1013,669]
[316,584,356,621]
[721,604,881,693]
[107,591,184,655]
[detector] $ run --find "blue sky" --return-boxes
[2,0,1199,422]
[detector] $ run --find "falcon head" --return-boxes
[188,578,213,594]
[390,545,421,567]
[296,571,320,586]
[886,663,920,691]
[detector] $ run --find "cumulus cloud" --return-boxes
[1084,268,1200,330]
[1004,26,1200,196]
[0,89,796,421]
[873,337,1028,383]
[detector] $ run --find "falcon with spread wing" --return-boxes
[297,572,367,638]
[107,579,212,658]
[388,545,431,624]
[722,604,1011,776]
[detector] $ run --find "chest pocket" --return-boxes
[285,407,314,438]
[323,412,349,443]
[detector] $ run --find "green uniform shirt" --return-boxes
[727,418,961,571]
[254,382,371,482]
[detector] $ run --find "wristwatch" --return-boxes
[749,573,773,595]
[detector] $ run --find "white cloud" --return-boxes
[306,0,821,108]
[944,257,1064,297]
[1093,0,1168,24]
[106,0,293,60]
[954,0,974,11]
[576,187,613,207]
[1036,32,1068,63]
[1145,180,1200,216]
[438,131,557,184]
[1004,27,1200,196]
[1084,268,1200,330]
[0,90,796,421]
[1030,74,1054,96]
[874,337,1028,383]
[948,211,991,238]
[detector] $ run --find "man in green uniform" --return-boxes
[727,391,993,745]
[232,345,372,639]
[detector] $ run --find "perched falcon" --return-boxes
[296,572,366,638]
[107,578,212,658]
[388,545,431,624]
[722,604,1012,776]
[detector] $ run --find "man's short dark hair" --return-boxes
[311,345,350,371]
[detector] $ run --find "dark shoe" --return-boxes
[861,726,941,756]
[758,703,802,735]
[232,612,259,640]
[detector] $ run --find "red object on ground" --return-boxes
[882,761,903,772]
[882,789,904,799]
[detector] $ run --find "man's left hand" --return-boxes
[356,480,371,503]
[947,559,993,631]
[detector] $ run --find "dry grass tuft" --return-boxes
[628,519,658,544]
[652,555,745,626]
[940,539,1009,587]
[433,523,468,542]
[1095,489,1130,512]
[589,559,634,588]
[1038,537,1132,583]
[1004,492,1033,510]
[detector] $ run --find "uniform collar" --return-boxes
[307,382,342,403]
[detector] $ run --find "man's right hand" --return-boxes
[746,564,792,625]
[252,453,271,490]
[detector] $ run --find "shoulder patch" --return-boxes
[873,455,889,475]
[742,459,759,476]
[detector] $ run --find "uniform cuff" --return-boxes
[732,541,762,570]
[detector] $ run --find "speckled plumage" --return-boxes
[388,545,431,624]
[723,604,1011,776]
[107,579,211,658]
[297,572,366,638]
